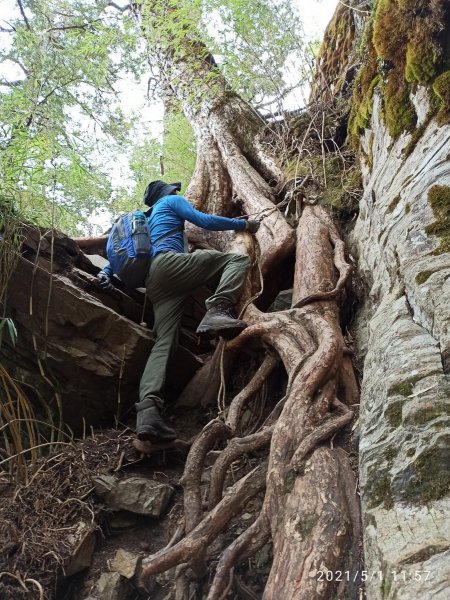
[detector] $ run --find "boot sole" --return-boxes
[137,429,177,442]
[196,324,247,339]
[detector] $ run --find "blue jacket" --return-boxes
[102,195,246,276]
[149,195,246,256]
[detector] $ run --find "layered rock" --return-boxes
[2,226,202,431]
[350,90,450,599]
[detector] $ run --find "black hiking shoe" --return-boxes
[196,303,247,339]
[136,396,177,442]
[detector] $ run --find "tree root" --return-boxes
[207,514,270,599]
[179,419,231,533]
[140,204,359,599]
[142,463,267,580]
[291,407,354,472]
[226,351,279,432]
[208,426,273,509]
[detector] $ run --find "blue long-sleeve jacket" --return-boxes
[149,195,245,255]
[102,195,245,276]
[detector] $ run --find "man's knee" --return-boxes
[229,253,251,269]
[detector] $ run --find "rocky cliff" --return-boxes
[332,0,450,598]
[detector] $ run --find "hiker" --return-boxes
[97,180,259,443]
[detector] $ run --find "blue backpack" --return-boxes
[106,210,182,288]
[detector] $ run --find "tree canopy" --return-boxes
[1,0,311,234]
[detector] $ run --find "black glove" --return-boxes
[245,220,260,234]
[97,271,114,292]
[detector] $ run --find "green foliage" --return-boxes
[0,0,143,234]
[203,0,307,104]
[110,111,196,215]
[141,0,307,109]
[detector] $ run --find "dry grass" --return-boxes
[0,429,134,600]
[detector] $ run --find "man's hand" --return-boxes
[245,220,260,234]
[96,271,114,292]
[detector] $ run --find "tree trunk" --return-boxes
[138,3,362,596]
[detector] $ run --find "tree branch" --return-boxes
[16,0,31,30]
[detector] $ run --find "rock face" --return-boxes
[2,226,202,430]
[350,90,450,599]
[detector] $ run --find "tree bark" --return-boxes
[137,4,360,596]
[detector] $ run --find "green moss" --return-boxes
[402,111,434,159]
[367,131,375,169]
[387,194,401,213]
[384,400,405,428]
[349,75,381,140]
[295,515,319,540]
[405,41,440,85]
[381,570,392,599]
[408,405,450,426]
[284,470,296,493]
[405,203,411,213]
[403,446,450,504]
[368,472,394,509]
[416,270,433,285]
[384,446,398,462]
[406,448,415,457]
[349,0,450,145]
[388,381,413,397]
[384,80,417,138]
[348,19,379,147]
[425,184,450,254]
[395,285,405,299]
[433,71,450,125]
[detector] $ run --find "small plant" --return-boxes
[0,318,17,348]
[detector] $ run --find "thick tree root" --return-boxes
[208,426,273,509]
[140,205,359,600]
[142,463,267,579]
[179,419,231,533]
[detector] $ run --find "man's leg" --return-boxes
[151,250,251,337]
[144,250,250,305]
[136,293,186,441]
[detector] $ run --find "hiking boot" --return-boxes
[196,302,247,339]
[135,396,176,442]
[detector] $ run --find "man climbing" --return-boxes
[98,180,259,443]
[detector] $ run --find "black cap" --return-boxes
[143,180,182,207]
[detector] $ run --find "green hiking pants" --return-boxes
[138,250,250,406]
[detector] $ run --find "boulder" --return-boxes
[93,475,174,517]
[110,549,141,580]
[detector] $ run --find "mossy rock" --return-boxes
[387,194,401,213]
[402,444,450,504]
[367,471,394,509]
[433,71,450,125]
[384,399,405,428]
[415,270,434,285]
[349,0,449,145]
[405,41,440,85]
[383,79,417,138]
[425,184,450,254]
